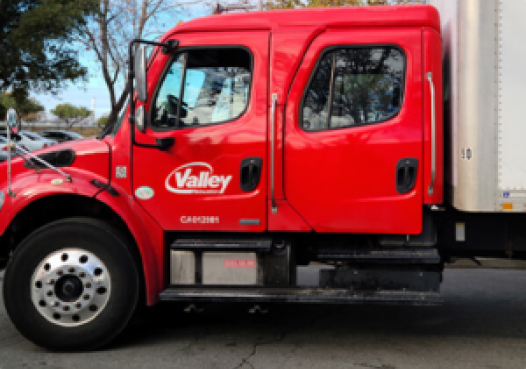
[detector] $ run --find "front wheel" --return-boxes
[3,218,139,351]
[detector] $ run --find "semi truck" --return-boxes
[1,0,524,351]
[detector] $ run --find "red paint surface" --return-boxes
[284,28,425,234]
[133,31,270,232]
[171,6,440,35]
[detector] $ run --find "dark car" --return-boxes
[40,130,84,143]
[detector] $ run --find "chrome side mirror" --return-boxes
[135,105,146,132]
[135,45,148,103]
[6,108,17,133]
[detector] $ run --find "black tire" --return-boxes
[3,217,139,351]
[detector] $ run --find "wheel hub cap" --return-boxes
[30,248,111,327]
[55,276,83,302]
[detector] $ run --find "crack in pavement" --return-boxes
[231,307,342,369]
[181,322,210,353]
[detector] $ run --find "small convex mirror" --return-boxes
[6,108,17,132]
[135,45,148,103]
[135,105,146,132]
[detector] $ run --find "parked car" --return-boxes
[0,136,23,161]
[20,131,58,149]
[39,130,84,143]
[0,131,56,151]
[0,151,19,163]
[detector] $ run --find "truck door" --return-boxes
[132,32,269,231]
[283,28,424,234]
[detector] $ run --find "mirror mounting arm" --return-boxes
[128,38,178,150]
[128,39,169,126]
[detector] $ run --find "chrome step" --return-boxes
[171,238,272,251]
[316,248,441,264]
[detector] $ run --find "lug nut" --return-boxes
[48,279,55,285]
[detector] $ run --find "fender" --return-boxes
[0,138,111,234]
[0,138,165,305]
[0,169,164,306]
[94,184,164,306]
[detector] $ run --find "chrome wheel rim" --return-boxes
[30,248,111,327]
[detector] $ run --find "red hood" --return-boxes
[0,138,110,187]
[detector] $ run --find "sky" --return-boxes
[31,9,210,119]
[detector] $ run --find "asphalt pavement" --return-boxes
[1,268,526,369]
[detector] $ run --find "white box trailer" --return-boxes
[431,0,526,212]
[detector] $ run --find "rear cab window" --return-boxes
[302,46,405,131]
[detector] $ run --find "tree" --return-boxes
[0,0,97,94]
[51,103,92,128]
[97,115,109,128]
[76,0,186,128]
[0,91,44,126]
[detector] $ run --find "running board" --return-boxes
[316,248,441,264]
[159,287,442,306]
[171,238,272,252]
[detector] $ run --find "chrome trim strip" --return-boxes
[427,72,436,195]
[271,93,278,214]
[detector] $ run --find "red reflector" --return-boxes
[224,259,257,268]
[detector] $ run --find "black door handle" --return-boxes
[396,158,418,194]
[241,157,262,192]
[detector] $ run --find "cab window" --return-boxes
[152,48,252,130]
[302,46,405,131]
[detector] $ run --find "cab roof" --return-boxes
[167,5,440,35]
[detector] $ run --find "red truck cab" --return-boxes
[128,6,443,235]
[0,6,444,350]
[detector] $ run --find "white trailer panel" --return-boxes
[431,0,526,212]
[498,0,526,192]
